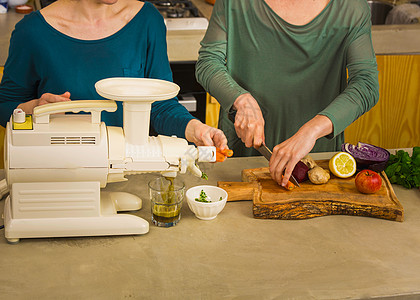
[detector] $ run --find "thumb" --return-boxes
[61,91,71,99]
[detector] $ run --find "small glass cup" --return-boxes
[148,176,185,227]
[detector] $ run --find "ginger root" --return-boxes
[301,155,330,185]
[301,155,317,169]
[308,166,330,184]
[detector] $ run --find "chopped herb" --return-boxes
[195,190,211,203]
[201,172,208,180]
[195,190,223,203]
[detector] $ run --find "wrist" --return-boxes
[17,99,38,115]
[233,93,252,110]
[185,118,201,143]
[299,115,333,140]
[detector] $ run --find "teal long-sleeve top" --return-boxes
[196,0,379,155]
[0,2,194,138]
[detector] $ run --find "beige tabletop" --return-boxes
[0,152,420,299]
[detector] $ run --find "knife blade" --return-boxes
[228,107,300,187]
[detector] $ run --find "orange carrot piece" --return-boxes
[215,148,233,162]
[218,148,233,157]
[215,152,227,162]
[282,175,296,191]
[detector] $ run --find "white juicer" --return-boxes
[2,78,216,244]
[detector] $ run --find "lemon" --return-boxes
[329,152,357,178]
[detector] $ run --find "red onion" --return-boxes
[341,142,390,172]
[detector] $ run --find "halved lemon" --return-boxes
[329,152,357,178]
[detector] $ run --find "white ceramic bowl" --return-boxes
[186,185,228,220]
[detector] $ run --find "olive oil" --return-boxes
[149,176,184,227]
[152,205,181,226]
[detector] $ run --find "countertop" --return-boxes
[1,153,420,299]
[1,3,420,65]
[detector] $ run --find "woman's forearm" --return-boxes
[298,114,334,141]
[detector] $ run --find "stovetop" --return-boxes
[143,0,200,18]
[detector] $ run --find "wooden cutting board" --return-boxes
[218,160,403,222]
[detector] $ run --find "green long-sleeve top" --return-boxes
[196,0,379,155]
[0,2,194,138]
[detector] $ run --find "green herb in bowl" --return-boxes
[195,190,211,203]
[195,190,223,203]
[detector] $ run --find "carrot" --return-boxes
[215,148,233,162]
[215,152,227,162]
[218,148,233,157]
[282,175,296,191]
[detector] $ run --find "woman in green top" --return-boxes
[196,0,379,186]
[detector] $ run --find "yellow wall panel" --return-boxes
[345,55,420,148]
[205,93,220,128]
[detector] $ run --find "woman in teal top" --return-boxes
[196,0,379,186]
[0,0,227,148]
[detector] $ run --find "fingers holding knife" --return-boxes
[228,105,300,187]
[269,147,301,187]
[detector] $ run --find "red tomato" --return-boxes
[355,170,382,194]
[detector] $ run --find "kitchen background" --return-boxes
[0,0,419,169]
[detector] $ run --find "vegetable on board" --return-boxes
[341,142,390,172]
[292,161,310,183]
[281,175,297,190]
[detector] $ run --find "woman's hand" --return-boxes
[269,115,333,187]
[232,93,265,148]
[185,119,228,150]
[17,92,71,114]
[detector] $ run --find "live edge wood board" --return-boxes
[218,160,403,222]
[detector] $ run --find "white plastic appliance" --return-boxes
[2,78,216,244]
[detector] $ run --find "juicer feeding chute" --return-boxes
[95,77,180,146]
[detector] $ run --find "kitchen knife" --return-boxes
[227,107,300,187]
